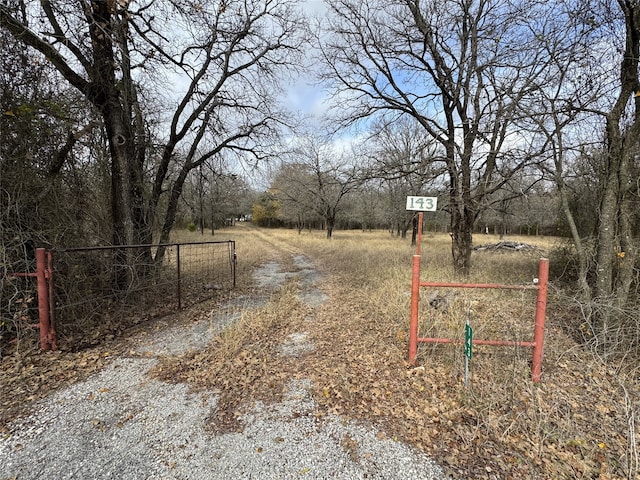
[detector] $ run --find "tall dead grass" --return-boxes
[166,225,639,479]
[275,228,637,478]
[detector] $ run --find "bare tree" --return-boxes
[1,0,307,279]
[594,0,640,309]
[273,136,362,238]
[506,0,612,301]
[318,0,565,274]
[367,118,445,241]
[521,0,640,312]
[347,181,388,232]
[272,162,321,232]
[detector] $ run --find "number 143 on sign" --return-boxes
[406,196,437,212]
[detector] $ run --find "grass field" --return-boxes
[1,224,637,478]
[160,224,639,479]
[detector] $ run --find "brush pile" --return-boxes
[473,241,543,253]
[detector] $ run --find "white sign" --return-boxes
[406,196,437,212]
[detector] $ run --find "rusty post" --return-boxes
[232,242,237,288]
[531,258,549,382]
[408,254,421,365]
[176,244,182,309]
[35,248,51,351]
[416,212,424,255]
[46,250,58,350]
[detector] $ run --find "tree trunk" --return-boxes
[448,153,475,276]
[557,178,591,302]
[592,0,640,343]
[411,215,418,246]
[594,137,619,302]
[88,1,141,290]
[155,166,191,265]
[450,207,474,277]
[616,171,636,305]
[326,212,335,238]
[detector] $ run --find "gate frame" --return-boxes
[8,241,236,351]
[408,218,549,382]
[59,240,237,309]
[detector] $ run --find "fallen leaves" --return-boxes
[2,229,638,480]
[341,433,359,462]
[151,285,311,433]
[0,348,114,430]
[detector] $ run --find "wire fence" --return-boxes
[47,241,235,348]
[1,273,39,352]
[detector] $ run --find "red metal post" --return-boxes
[416,212,424,256]
[35,248,51,351]
[408,254,421,365]
[46,250,58,350]
[531,258,549,382]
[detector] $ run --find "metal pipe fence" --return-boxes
[408,254,549,382]
[408,212,549,382]
[2,241,236,350]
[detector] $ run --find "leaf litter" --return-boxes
[1,228,639,480]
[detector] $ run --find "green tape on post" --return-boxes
[464,323,473,360]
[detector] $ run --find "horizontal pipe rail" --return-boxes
[58,240,234,252]
[420,281,537,290]
[417,337,536,348]
[408,254,549,382]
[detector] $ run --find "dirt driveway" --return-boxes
[0,245,445,480]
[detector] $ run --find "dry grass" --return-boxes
[159,225,639,479]
[155,281,312,432]
[2,224,638,479]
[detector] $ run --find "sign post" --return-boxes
[406,195,438,363]
[405,196,437,255]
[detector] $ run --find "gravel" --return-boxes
[0,255,446,480]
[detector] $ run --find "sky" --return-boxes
[283,0,331,119]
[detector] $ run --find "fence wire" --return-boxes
[50,241,235,347]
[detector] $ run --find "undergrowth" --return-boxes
[4,225,638,479]
[180,226,639,479]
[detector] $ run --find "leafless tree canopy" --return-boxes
[1,0,307,264]
[316,0,631,275]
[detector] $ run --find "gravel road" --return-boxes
[0,255,446,480]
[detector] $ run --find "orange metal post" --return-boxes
[35,248,51,351]
[416,212,424,255]
[531,258,549,382]
[408,255,421,365]
[46,250,58,350]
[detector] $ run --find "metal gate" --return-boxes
[408,254,549,382]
